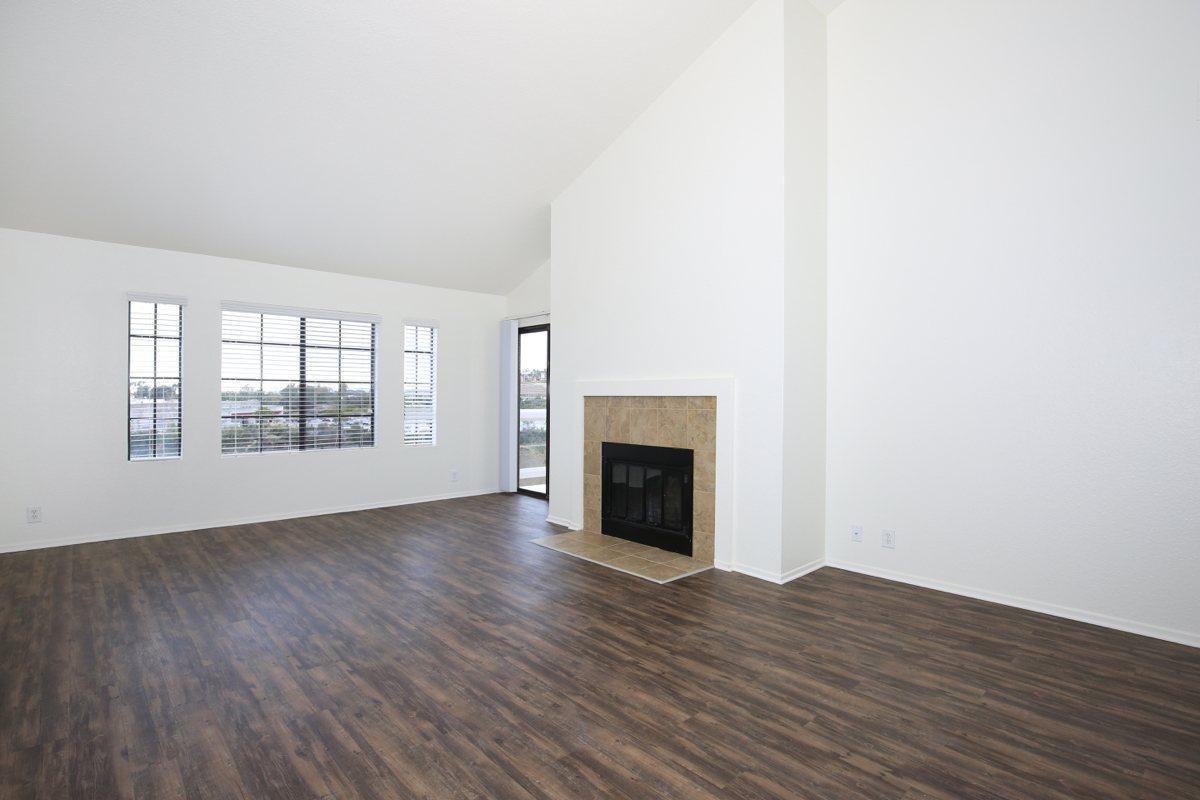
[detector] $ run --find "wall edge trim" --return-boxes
[725,558,825,585]
[1,488,500,554]
[827,559,1200,649]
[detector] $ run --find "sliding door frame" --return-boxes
[516,323,550,500]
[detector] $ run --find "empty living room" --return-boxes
[2,1,1198,798]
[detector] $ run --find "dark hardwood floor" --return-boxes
[1,493,1198,799]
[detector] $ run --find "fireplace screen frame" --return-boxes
[601,441,693,556]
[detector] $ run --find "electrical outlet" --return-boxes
[882,529,896,549]
[450,469,459,483]
[26,506,42,524]
[850,524,863,543]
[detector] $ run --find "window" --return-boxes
[404,323,437,445]
[220,305,376,454]
[128,297,183,460]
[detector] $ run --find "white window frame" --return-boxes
[127,292,187,462]
[403,320,438,447]
[219,301,381,456]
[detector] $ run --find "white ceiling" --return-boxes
[0,0,759,293]
[808,0,848,13]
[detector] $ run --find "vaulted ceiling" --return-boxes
[0,1,851,293]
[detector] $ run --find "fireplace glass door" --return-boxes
[602,442,693,555]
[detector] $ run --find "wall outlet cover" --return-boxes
[450,469,459,482]
[850,524,863,542]
[882,529,896,549]
[26,506,42,524]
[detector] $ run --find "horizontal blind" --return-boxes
[129,300,183,460]
[221,307,376,454]
[403,324,437,446]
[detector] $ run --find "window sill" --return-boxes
[220,444,378,458]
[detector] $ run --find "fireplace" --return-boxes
[601,442,693,556]
[583,395,715,563]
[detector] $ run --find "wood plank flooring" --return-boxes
[1,493,1198,799]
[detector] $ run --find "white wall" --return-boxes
[550,0,788,575]
[505,260,551,319]
[781,0,828,575]
[0,228,504,552]
[826,0,1200,643]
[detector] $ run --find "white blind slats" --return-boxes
[221,307,376,455]
[128,300,183,460]
[403,324,437,446]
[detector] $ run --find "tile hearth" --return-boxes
[531,531,712,584]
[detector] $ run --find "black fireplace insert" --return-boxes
[601,442,693,556]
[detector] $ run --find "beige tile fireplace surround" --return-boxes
[583,395,717,564]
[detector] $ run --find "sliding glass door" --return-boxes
[517,324,549,498]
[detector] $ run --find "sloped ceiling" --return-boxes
[807,0,848,13]
[0,0,759,293]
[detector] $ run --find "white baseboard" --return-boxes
[715,555,1198,648]
[727,562,781,582]
[0,488,500,555]
[779,558,826,584]
[544,514,579,530]
[722,558,825,585]
[827,558,1200,650]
